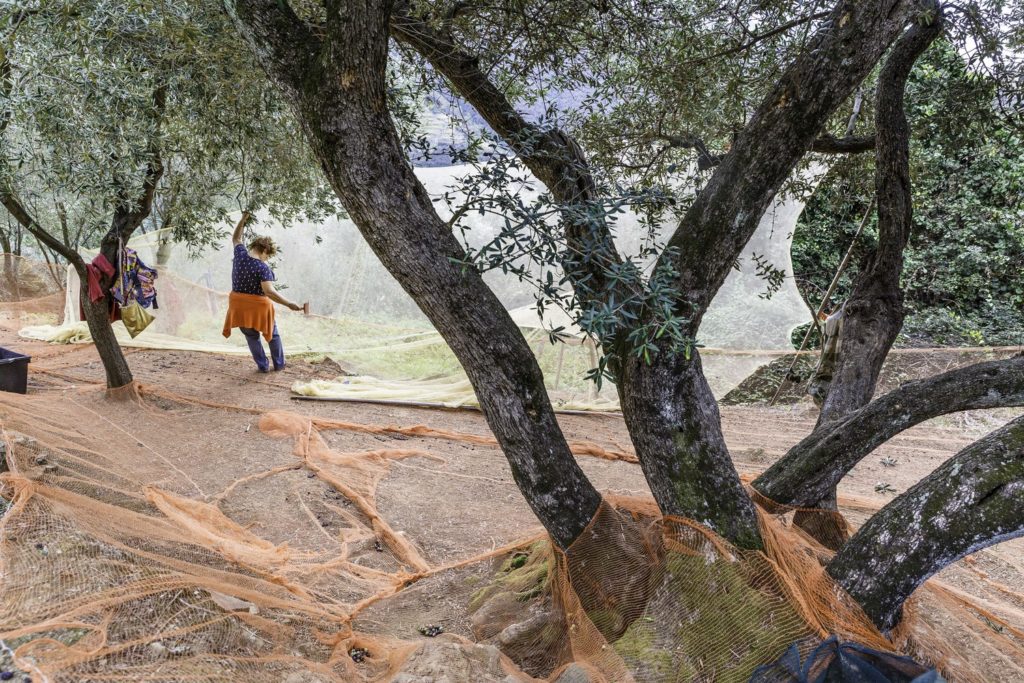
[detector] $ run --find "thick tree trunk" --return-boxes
[754,354,1024,506]
[658,1,931,317]
[225,0,601,549]
[77,264,134,389]
[619,348,763,548]
[828,414,1024,631]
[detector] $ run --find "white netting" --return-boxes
[20,164,813,409]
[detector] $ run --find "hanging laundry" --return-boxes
[111,242,159,338]
[78,253,121,323]
[83,254,115,303]
[111,246,159,310]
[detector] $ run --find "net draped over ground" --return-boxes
[0,375,1020,682]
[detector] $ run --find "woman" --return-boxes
[222,212,307,372]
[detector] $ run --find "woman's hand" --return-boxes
[288,302,303,312]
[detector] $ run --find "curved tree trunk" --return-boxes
[817,9,942,429]
[754,354,1024,506]
[828,414,1024,631]
[790,13,942,544]
[813,14,943,417]
[225,0,601,549]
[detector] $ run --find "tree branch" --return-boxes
[657,0,934,328]
[106,85,167,249]
[0,190,83,269]
[753,354,1024,506]
[828,414,1024,631]
[390,4,627,319]
[680,10,831,67]
[659,133,875,170]
[810,134,876,154]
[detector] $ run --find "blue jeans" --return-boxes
[239,324,285,372]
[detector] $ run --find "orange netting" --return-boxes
[0,268,1021,681]
[0,378,1020,682]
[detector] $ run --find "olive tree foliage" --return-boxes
[386,1,826,379]
[141,24,340,256]
[387,1,873,384]
[0,0,337,387]
[394,0,1021,364]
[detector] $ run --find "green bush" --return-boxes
[792,42,1024,349]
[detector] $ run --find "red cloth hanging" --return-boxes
[85,254,115,302]
[78,254,121,323]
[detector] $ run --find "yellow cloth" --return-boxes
[223,291,275,342]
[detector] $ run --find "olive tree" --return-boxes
[222,0,1023,642]
[0,1,334,388]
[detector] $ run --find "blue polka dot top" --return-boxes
[232,244,275,296]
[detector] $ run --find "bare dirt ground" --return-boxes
[0,319,1022,680]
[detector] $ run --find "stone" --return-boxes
[391,637,522,683]
[496,611,554,650]
[553,663,595,683]
[470,590,519,640]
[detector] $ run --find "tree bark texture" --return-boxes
[754,354,1024,506]
[618,348,764,549]
[816,14,942,430]
[828,414,1024,631]
[225,0,602,549]
[79,273,135,390]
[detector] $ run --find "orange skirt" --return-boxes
[223,292,275,342]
